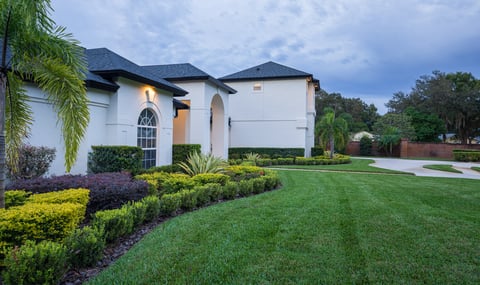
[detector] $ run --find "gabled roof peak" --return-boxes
[219,61,312,81]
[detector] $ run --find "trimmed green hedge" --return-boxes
[88,145,143,174]
[311,146,324,156]
[173,144,201,164]
[453,149,480,162]
[229,147,304,159]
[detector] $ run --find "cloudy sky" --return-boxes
[51,0,480,114]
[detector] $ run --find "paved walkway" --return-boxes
[364,157,480,180]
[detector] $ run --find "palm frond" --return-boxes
[5,72,32,172]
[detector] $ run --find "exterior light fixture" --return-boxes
[145,90,151,102]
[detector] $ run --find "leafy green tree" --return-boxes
[373,113,414,156]
[405,107,445,142]
[0,0,89,207]
[315,89,379,133]
[316,108,349,159]
[386,71,480,144]
[378,126,401,156]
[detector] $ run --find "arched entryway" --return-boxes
[137,108,158,169]
[210,94,225,157]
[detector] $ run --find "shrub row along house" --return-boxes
[22,48,319,175]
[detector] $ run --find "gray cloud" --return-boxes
[51,0,480,114]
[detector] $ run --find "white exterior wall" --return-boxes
[227,78,312,156]
[26,78,175,175]
[26,83,110,175]
[172,81,230,159]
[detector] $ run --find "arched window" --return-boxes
[137,109,157,169]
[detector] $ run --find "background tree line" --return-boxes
[315,70,479,155]
[386,71,480,144]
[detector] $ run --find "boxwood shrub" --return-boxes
[229,147,304,159]
[453,149,480,162]
[2,240,69,285]
[173,144,201,164]
[88,145,143,174]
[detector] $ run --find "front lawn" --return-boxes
[270,158,412,175]
[88,171,479,284]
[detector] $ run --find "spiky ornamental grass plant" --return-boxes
[178,152,226,176]
[0,0,89,208]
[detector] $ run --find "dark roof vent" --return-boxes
[256,67,260,71]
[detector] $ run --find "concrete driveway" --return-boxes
[365,157,480,180]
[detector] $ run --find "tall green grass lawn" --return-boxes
[88,171,480,284]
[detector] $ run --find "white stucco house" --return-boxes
[25,48,188,175]
[10,45,319,175]
[220,61,319,157]
[143,64,236,159]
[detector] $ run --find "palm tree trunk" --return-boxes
[329,135,334,159]
[0,73,6,208]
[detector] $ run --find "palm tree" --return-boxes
[0,0,89,208]
[316,108,349,159]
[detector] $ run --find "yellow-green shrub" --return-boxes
[26,188,90,207]
[192,173,230,186]
[135,171,172,195]
[0,202,86,247]
[5,190,31,208]
[224,165,264,181]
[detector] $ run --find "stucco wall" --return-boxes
[227,78,311,154]
[25,78,175,175]
[26,83,110,175]
[171,80,230,159]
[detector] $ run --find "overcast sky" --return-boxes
[51,0,480,114]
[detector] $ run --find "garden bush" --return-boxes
[7,172,149,217]
[453,149,480,162]
[2,240,69,285]
[7,145,56,180]
[311,146,324,157]
[229,147,304,159]
[88,145,143,174]
[26,188,90,208]
[92,207,134,243]
[177,189,198,211]
[172,144,201,164]
[238,179,254,196]
[141,195,161,222]
[135,171,172,196]
[64,225,105,269]
[160,173,196,195]
[4,190,30,208]
[359,136,373,156]
[127,200,149,228]
[0,202,86,247]
[224,165,264,182]
[251,177,266,194]
[144,164,182,174]
[192,173,230,186]
[276,157,295,165]
[159,193,182,216]
[222,181,239,200]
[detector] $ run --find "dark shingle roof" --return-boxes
[85,71,119,92]
[0,42,119,92]
[144,63,236,94]
[219,61,313,81]
[85,48,187,96]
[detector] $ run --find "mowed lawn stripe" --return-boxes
[88,171,480,285]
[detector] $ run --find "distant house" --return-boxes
[26,48,187,174]
[143,63,236,158]
[220,61,319,157]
